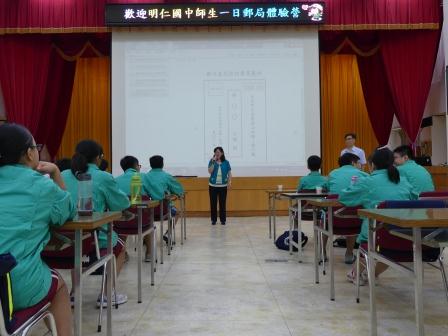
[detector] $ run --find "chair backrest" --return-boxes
[325,194,362,228]
[154,199,170,220]
[114,195,152,228]
[0,253,17,335]
[419,191,448,201]
[376,200,446,251]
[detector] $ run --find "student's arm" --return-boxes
[297,178,304,191]
[37,161,66,190]
[339,177,369,207]
[46,181,77,226]
[100,174,131,211]
[167,174,184,196]
[143,175,165,201]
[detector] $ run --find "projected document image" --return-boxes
[204,79,266,162]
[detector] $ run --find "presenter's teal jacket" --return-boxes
[62,164,130,248]
[327,165,369,195]
[339,169,418,243]
[143,168,184,201]
[0,164,76,310]
[208,160,231,186]
[397,160,435,194]
[115,168,149,196]
[297,171,327,191]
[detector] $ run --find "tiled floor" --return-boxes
[32,217,448,335]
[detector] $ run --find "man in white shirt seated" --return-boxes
[340,133,367,168]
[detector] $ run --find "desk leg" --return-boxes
[138,207,143,303]
[297,199,303,263]
[151,208,155,286]
[328,207,335,301]
[74,229,83,336]
[289,199,293,255]
[181,198,185,246]
[160,203,164,264]
[413,227,425,336]
[268,194,272,239]
[273,196,277,243]
[313,208,319,284]
[107,223,113,336]
[368,219,377,336]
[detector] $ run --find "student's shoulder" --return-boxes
[94,170,116,184]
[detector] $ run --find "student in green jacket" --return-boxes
[0,124,75,336]
[393,145,435,194]
[116,155,153,262]
[143,155,184,243]
[339,148,418,285]
[297,155,328,191]
[326,153,369,264]
[62,140,130,307]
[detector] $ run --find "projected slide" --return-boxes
[112,30,320,176]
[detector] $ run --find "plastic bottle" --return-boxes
[130,173,143,205]
[77,173,93,216]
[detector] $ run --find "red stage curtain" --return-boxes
[0,35,52,135]
[0,0,441,33]
[356,53,395,146]
[380,30,440,143]
[35,49,76,157]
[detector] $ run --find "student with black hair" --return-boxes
[393,145,434,194]
[0,123,75,336]
[61,140,130,307]
[297,155,327,191]
[116,155,153,261]
[99,158,109,172]
[143,155,184,242]
[326,153,368,264]
[55,157,72,172]
[339,148,418,284]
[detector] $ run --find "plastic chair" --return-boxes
[356,200,448,303]
[0,253,57,336]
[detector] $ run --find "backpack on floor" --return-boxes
[275,230,308,252]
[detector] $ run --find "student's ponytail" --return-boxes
[70,140,104,179]
[371,147,400,184]
[70,152,88,178]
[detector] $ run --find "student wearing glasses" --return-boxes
[341,133,367,168]
[61,140,130,307]
[0,123,75,336]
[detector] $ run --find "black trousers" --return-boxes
[209,185,228,224]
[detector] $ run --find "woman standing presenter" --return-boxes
[208,147,232,225]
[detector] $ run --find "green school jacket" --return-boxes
[115,168,149,196]
[328,165,369,195]
[339,169,418,243]
[0,164,76,309]
[62,164,130,248]
[397,160,435,194]
[297,171,328,191]
[142,168,184,201]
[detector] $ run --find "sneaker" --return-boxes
[221,222,226,225]
[346,269,366,286]
[97,291,128,308]
[163,233,169,245]
[344,253,356,265]
[211,222,216,225]
[145,254,152,263]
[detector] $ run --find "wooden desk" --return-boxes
[358,208,448,336]
[62,211,122,336]
[130,200,159,303]
[265,189,296,242]
[307,198,342,301]
[280,193,329,262]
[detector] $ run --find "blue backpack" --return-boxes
[275,230,308,252]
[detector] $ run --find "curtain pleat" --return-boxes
[57,57,111,162]
[320,54,379,174]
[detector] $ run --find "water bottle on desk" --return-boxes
[130,173,142,205]
[77,173,93,216]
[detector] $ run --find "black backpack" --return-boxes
[275,230,308,252]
